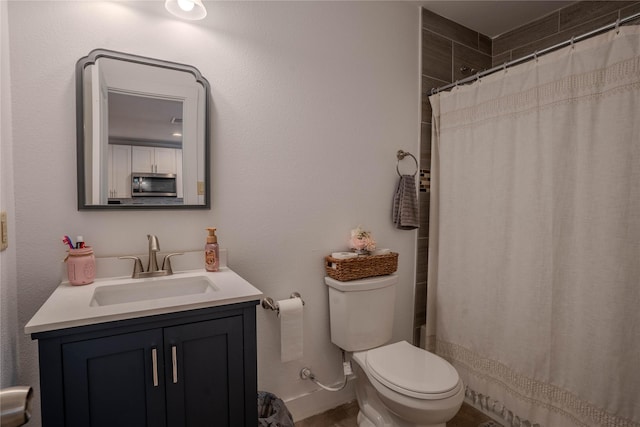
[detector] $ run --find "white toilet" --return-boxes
[325,274,464,427]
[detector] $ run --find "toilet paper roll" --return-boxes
[278,298,304,362]
[331,252,358,260]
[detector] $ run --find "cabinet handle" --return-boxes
[171,345,178,384]
[151,348,159,387]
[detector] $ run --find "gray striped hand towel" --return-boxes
[392,175,419,230]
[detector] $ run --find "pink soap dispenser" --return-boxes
[205,227,219,272]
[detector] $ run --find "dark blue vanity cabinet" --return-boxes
[32,301,258,427]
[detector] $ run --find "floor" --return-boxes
[294,401,502,427]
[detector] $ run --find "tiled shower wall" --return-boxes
[492,1,640,66]
[415,1,640,344]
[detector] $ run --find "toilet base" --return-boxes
[352,353,463,427]
[357,411,376,427]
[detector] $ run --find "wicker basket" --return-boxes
[325,252,398,282]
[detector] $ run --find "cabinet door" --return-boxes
[110,145,131,198]
[164,316,245,427]
[154,148,177,174]
[131,146,155,173]
[62,329,167,427]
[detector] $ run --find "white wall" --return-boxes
[1,0,19,388]
[7,1,420,423]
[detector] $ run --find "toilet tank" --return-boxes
[324,274,398,352]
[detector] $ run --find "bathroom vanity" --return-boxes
[26,267,262,427]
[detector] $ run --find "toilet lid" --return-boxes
[366,341,460,399]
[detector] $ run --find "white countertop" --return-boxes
[25,267,263,335]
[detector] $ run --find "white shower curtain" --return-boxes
[427,26,640,427]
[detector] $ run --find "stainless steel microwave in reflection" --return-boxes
[131,173,177,197]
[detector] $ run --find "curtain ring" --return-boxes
[396,150,418,177]
[534,50,539,62]
[615,18,620,34]
[570,36,575,49]
[503,62,508,73]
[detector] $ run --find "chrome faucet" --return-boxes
[119,235,183,279]
[147,234,160,273]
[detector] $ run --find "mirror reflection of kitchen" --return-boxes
[108,92,184,205]
[78,50,209,209]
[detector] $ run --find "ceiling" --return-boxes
[420,1,575,38]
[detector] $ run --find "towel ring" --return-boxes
[396,150,418,177]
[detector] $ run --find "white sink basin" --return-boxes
[90,275,217,307]
[25,264,264,335]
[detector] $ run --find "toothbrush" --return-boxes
[62,236,74,249]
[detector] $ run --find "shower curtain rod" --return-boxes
[431,11,640,95]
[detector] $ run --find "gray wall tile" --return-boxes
[453,43,492,82]
[621,2,640,24]
[416,237,428,284]
[419,192,430,238]
[413,281,427,325]
[479,34,492,55]
[422,30,453,82]
[422,76,445,123]
[493,1,640,64]
[560,1,637,31]
[420,123,431,168]
[422,8,480,49]
[621,2,640,15]
[493,12,559,55]
[510,12,618,59]
[492,51,512,68]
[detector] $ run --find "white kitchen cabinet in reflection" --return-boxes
[108,144,131,198]
[132,146,179,175]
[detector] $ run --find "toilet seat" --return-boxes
[365,341,461,400]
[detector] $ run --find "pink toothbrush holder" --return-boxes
[66,247,96,285]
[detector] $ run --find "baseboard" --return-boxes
[284,378,356,422]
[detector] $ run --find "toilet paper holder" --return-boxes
[261,292,305,314]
